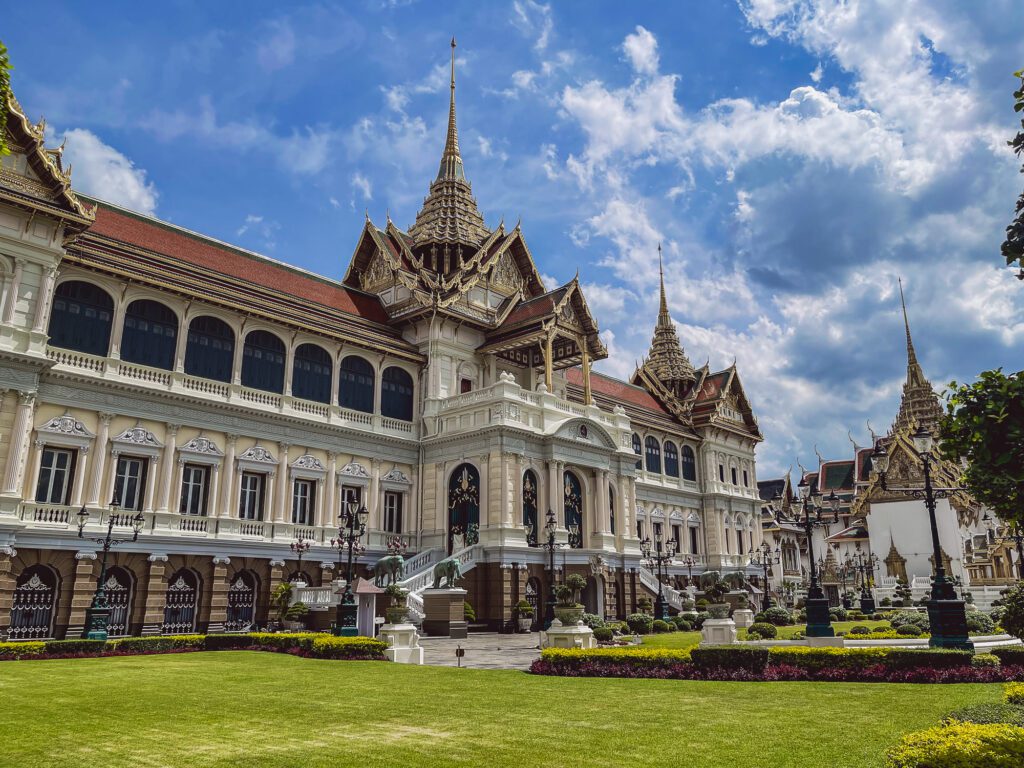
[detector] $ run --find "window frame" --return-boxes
[35,447,75,505]
[113,455,148,511]
[291,478,315,526]
[238,472,265,521]
[179,464,209,516]
[383,490,403,534]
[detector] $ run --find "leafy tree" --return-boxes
[999,582,1024,641]
[940,369,1024,534]
[0,42,11,157]
[1004,69,1024,276]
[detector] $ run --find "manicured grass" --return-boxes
[641,620,892,648]
[0,652,998,767]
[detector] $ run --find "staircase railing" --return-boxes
[638,567,683,611]
[400,544,484,624]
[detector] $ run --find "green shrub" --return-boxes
[582,613,605,629]
[691,611,710,630]
[999,583,1024,641]
[831,607,849,622]
[796,610,807,622]
[896,625,924,637]
[106,635,206,652]
[972,653,1001,668]
[759,607,794,626]
[967,612,996,634]
[848,610,865,620]
[464,601,476,622]
[0,641,46,659]
[309,636,387,660]
[872,612,886,621]
[849,625,872,635]
[1007,683,1024,706]
[593,627,613,642]
[672,618,692,632]
[695,598,709,610]
[880,597,892,607]
[690,645,769,674]
[886,721,1024,767]
[626,613,654,635]
[944,703,1024,728]
[42,639,106,655]
[891,611,930,631]
[746,622,777,640]
[884,649,974,670]
[765,647,972,673]
[652,619,670,633]
[992,647,1024,666]
[539,646,692,668]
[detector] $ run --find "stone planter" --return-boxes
[518,617,534,633]
[386,606,408,625]
[283,620,306,632]
[554,606,585,626]
[708,603,731,619]
[732,609,754,628]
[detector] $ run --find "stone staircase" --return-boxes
[400,543,484,625]
[638,567,685,612]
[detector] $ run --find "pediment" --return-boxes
[552,418,617,450]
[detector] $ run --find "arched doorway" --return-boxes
[9,565,59,640]
[448,463,480,554]
[163,569,200,634]
[522,470,538,546]
[582,575,604,618]
[226,570,259,632]
[525,577,542,631]
[563,470,584,548]
[104,566,135,637]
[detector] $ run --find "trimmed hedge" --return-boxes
[767,647,973,673]
[994,648,1024,666]
[886,721,1024,767]
[1,632,387,661]
[691,646,768,674]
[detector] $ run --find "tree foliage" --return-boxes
[940,369,1024,528]
[0,42,11,157]
[1004,69,1024,275]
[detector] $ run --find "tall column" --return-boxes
[555,460,565,527]
[268,559,286,601]
[207,556,231,633]
[231,325,246,385]
[581,340,592,405]
[108,298,128,360]
[324,452,337,529]
[547,460,560,525]
[2,391,35,494]
[543,331,553,390]
[141,554,169,635]
[208,465,220,521]
[156,424,179,513]
[25,441,44,504]
[220,435,237,519]
[70,447,89,507]
[31,266,57,333]
[275,443,290,523]
[283,339,296,397]
[369,458,381,529]
[1,259,23,325]
[66,551,97,638]
[0,546,17,639]
[143,457,158,512]
[86,413,113,506]
[597,470,610,534]
[173,311,190,373]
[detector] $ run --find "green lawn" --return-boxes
[0,652,997,767]
[642,620,892,649]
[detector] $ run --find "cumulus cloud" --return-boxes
[62,129,158,215]
[622,26,659,76]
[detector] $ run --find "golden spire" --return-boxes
[643,243,695,396]
[657,243,671,326]
[899,277,925,388]
[437,37,465,182]
[892,278,942,435]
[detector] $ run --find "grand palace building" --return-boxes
[0,49,763,640]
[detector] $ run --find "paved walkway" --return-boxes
[419,632,541,670]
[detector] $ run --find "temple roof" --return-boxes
[891,279,943,435]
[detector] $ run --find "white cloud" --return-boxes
[234,213,279,250]
[236,214,264,236]
[62,129,158,215]
[622,25,659,76]
[256,19,296,72]
[511,1,553,51]
[351,172,373,201]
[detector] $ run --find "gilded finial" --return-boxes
[814,443,824,465]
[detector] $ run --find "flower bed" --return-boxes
[0,633,387,662]
[531,645,1024,683]
[886,721,1024,767]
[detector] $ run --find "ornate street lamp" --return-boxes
[539,509,564,630]
[330,501,369,637]
[76,495,145,641]
[982,513,1024,581]
[641,528,677,620]
[847,550,879,613]
[749,541,779,612]
[770,482,841,637]
[871,427,971,649]
[289,536,311,584]
[680,555,697,587]
[385,535,409,557]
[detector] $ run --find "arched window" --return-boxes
[226,570,259,632]
[645,436,662,473]
[163,568,200,634]
[104,566,135,637]
[121,299,178,370]
[664,441,680,477]
[448,463,480,553]
[339,355,374,413]
[564,471,583,548]
[9,565,59,640]
[682,446,697,481]
[522,469,539,546]
[47,280,114,356]
[291,343,331,403]
[381,366,414,421]
[185,315,234,382]
[632,433,642,470]
[241,330,285,393]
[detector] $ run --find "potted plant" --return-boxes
[553,573,587,625]
[270,582,294,631]
[283,601,309,631]
[637,596,653,615]
[699,571,748,618]
[515,600,535,632]
[384,583,408,625]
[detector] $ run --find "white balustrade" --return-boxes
[638,566,683,611]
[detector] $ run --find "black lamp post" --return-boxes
[749,541,779,612]
[771,483,841,637]
[680,555,697,587]
[289,536,311,583]
[76,496,144,641]
[539,509,564,630]
[848,550,879,613]
[982,513,1024,581]
[641,528,677,620]
[871,426,971,650]
[330,501,369,637]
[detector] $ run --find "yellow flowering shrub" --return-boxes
[886,721,1024,767]
[1005,683,1024,706]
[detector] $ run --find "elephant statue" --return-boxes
[431,557,463,589]
[372,555,405,587]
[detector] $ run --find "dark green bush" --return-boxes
[593,627,613,642]
[652,619,670,633]
[759,607,794,626]
[945,703,1024,728]
[746,622,777,640]
[967,612,996,634]
[831,607,849,622]
[848,625,872,635]
[626,613,654,634]
[43,639,107,654]
[885,649,974,671]
[690,645,769,674]
[673,618,692,632]
[896,624,924,637]
[691,611,710,630]
[992,648,1024,666]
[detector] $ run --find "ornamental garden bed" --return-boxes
[531,645,1024,683]
[0,632,388,662]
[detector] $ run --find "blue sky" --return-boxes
[6,1,1024,476]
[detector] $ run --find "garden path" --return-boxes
[419,632,540,670]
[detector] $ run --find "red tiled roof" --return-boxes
[566,368,671,416]
[86,202,390,323]
[500,286,567,327]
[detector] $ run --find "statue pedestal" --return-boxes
[422,588,468,638]
[700,617,737,645]
[380,623,424,665]
[733,609,754,629]
[540,618,597,649]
